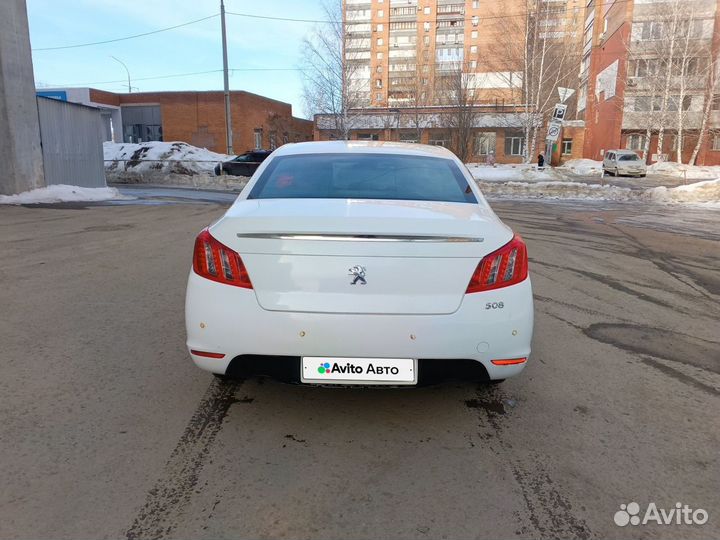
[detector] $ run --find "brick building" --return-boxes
[39,88,312,155]
[580,0,720,165]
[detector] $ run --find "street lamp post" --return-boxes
[220,0,234,155]
[110,56,132,93]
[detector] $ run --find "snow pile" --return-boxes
[104,141,231,175]
[479,181,633,201]
[647,161,720,180]
[467,163,564,182]
[0,185,127,205]
[642,178,720,206]
[561,159,603,176]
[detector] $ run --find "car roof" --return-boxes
[272,140,457,159]
[609,149,638,154]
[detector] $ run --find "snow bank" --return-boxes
[642,178,720,206]
[561,158,603,176]
[479,181,633,201]
[467,163,564,182]
[647,161,720,180]
[0,185,127,205]
[104,141,231,175]
[479,178,720,205]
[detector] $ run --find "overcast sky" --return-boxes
[27,0,326,118]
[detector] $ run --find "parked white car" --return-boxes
[603,150,647,177]
[185,141,534,385]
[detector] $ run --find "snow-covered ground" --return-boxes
[0,185,128,205]
[104,141,231,175]
[479,181,633,201]
[479,178,720,206]
[647,161,720,180]
[642,178,720,205]
[560,158,603,176]
[467,163,565,182]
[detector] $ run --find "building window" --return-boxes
[377,37,383,46]
[626,134,646,151]
[470,60,477,69]
[376,24,383,31]
[476,133,496,155]
[357,133,379,141]
[282,132,289,145]
[470,45,477,54]
[504,132,525,156]
[472,1,479,7]
[472,16,479,27]
[423,35,430,46]
[376,92,383,101]
[429,138,447,146]
[424,6,430,14]
[378,10,384,17]
[712,134,720,151]
[376,52,383,59]
[471,30,478,39]
[375,79,383,88]
[562,138,573,155]
[424,22,430,31]
[376,65,382,73]
[269,131,277,150]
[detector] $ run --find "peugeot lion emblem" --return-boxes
[348,265,367,285]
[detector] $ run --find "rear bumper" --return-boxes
[185,272,534,381]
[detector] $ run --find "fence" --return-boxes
[37,96,106,188]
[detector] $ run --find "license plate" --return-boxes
[301,357,417,385]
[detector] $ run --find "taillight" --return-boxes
[192,229,252,288]
[466,234,528,293]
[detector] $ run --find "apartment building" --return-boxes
[581,0,720,165]
[337,0,588,163]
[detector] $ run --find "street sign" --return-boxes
[546,120,562,143]
[558,87,575,103]
[552,103,568,121]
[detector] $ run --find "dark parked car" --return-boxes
[214,150,272,177]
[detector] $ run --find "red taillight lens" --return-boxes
[192,229,252,288]
[466,234,528,293]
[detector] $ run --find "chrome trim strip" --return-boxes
[236,233,484,242]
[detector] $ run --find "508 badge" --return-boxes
[486,302,504,309]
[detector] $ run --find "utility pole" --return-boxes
[110,56,132,93]
[220,0,233,154]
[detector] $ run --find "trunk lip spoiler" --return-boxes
[235,233,484,243]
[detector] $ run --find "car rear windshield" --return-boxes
[247,153,477,203]
[618,154,640,161]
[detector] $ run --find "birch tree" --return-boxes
[300,0,367,139]
[436,62,480,162]
[488,0,580,163]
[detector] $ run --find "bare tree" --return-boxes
[623,0,716,163]
[300,0,368,139]
[690,59,720,165]
[488,0,580,163]
[436,62,480,162]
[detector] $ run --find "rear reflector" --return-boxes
[491,358,527,366]
[190,349,226,359]
[193,228,252,288]
[466,234,528,293]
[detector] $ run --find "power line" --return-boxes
[226,1,636,25]
[31,14,219,51]
[43,67,303,88]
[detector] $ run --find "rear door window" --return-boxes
[248,153,477,203]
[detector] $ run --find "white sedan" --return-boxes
[185,141,533,385]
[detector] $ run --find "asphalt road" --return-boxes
[1,191,718,540]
